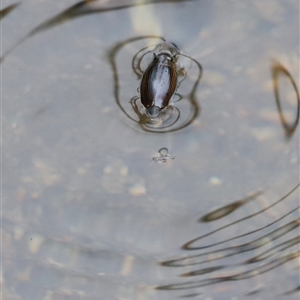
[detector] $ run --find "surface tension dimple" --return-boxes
[153,148,174,163]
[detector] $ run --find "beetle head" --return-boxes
[146,106,161,118]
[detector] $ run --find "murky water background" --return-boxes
[2,0,299,299]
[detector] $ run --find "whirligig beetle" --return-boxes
[108,36,202,133]
[140,42,180,118]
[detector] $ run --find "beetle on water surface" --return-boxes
[109,37,202,132]
[139,43,180,118]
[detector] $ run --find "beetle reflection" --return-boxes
[108,36,202,133]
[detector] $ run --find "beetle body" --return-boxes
[140,52,178,117]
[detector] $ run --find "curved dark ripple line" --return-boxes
[178,222,300,277]
[200,191,263,222]
[157,251,300,290]
[272,61,300,139]
[0,0,198,63]
[0,2,20,20]
[162,209,299,267]
[182,183,299,250]
[246,235,300,264]
[158,184,300,295]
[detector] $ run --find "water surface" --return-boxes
[2,0,299,299]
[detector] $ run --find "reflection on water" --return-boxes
[2,0,300,299]
[271,61,300,139]
[108,36,202,132]
[200,190,264,222]
[0,2,20,20]
[158,184,299,297]
[0,0,197,63]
